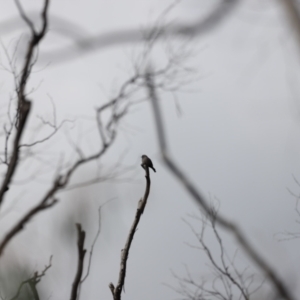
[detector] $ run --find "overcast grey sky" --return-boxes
[1,0,300,299]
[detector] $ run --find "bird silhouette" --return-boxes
[141,155,156,172]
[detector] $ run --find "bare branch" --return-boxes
[146,68,294,300]
[0,50,142,256]
[70,223,86,300]
[0,139,110,256]
[14,0,36,35]
[109,164,152,300]
[0,0,50,207]
[20,119,74,148]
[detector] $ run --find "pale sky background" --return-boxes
[1,0,300,299]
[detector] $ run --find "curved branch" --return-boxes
[146,69,294,300]
[39,0,238,64]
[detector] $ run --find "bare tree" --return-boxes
[1,1,299,300]
[0,0,193,298]
[0,0,186,257]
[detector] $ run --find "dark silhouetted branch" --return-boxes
[0,49,145,256]
[181,212,253,300]
[109,165,151,300]
[0,138,110,256]
[0,194,58,256]
[70,223,86,300]
[0,0,49,207]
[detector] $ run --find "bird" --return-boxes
[141,155,156,172]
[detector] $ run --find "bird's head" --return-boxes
[141,155,147,159]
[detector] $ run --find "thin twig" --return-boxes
[77,198,116,300]
[0,194,58,256]
[20,119,74,148]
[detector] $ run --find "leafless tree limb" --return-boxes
[80,209,101,284]
[146,68,294,300]
[109,164,152,300]
[180,209,260,300]
[0,127,114,257]
[0,0,49,207]
[70,223,86,300]
[38,0,238,64]
[20,119,74,148]
[0,9,198,300]
[0,46,147,257]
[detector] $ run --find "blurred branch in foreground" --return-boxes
[9,256,52,300]
[0,0,192,258]
[6,0,238,64]
[146,68,295,300]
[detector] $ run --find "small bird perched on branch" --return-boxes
[141,155,156,172]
